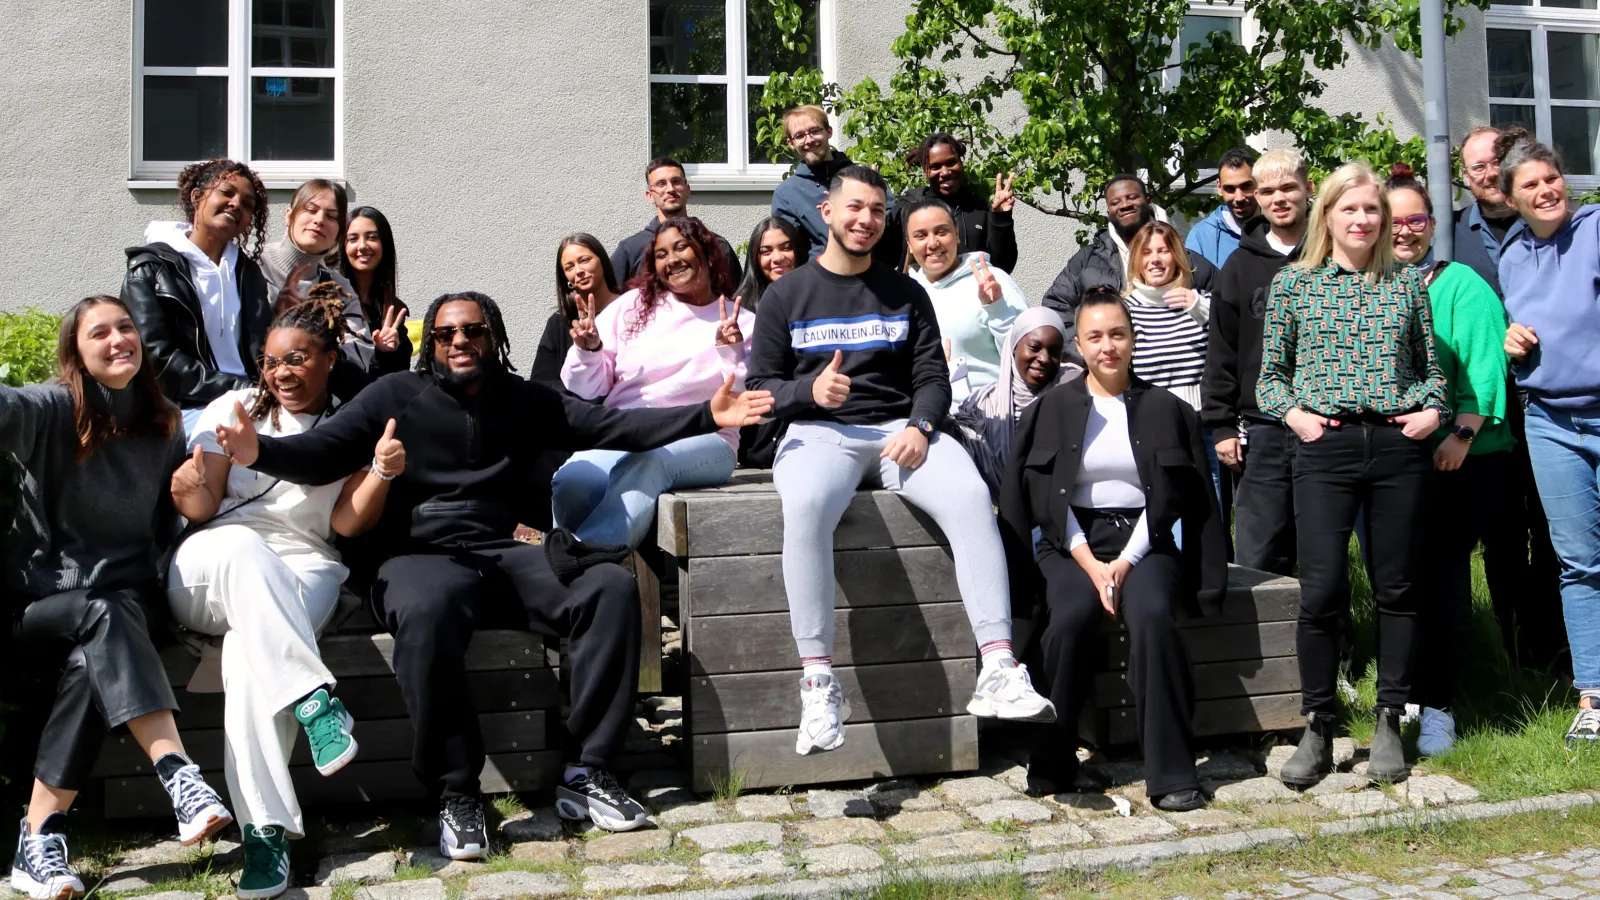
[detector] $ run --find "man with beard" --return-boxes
[1452,127,1520,297]
[610,157,741,284]
[771,105,900,264]
[1185,148,1260,269]
[213,291,774,856]
[747,165,1055,758]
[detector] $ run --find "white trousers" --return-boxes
[168,524,344,836]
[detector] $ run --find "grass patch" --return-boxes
[473,849,582,879]
[387,859,436,882]
[708,767,748,804]
[330,881,359,900]
[490,794,528,821]
[987,818,1024,836]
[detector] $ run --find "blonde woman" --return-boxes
[1256,162,1448,789]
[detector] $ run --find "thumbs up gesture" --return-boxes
[811,349,852,409]
[170,443,210,504]
[214,400,260,466]
[371,418,406,480]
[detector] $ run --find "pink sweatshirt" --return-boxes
[561,289,756,453]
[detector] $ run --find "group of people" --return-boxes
[4,94,1598,900]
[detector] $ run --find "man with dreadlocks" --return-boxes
[215,291,775,856]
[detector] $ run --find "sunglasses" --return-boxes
[260,350,314,372]
[430,322,490,342]
[1392,214,1432,234]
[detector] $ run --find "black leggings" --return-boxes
[1033,510,1199,798]
[17,585,177,791]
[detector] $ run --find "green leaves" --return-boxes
[0,307,61,388]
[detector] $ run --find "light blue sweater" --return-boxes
[1500,204,1600,414]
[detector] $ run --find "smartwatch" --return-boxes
[912,418,936,437]
[1450,424,1477,443]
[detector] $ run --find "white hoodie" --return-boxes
[144,221,247,378]
[910,251,1029,412]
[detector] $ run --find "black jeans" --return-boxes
[1235,420,1297,576]
[1033,510,1198,797]
[372,539,640,798]
[1293,422,1429,714]
[1411,451,1511,710]
[17,584,177,791]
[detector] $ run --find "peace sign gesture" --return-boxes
[569,292,602,351]
[715,297,745,347]
[991,172,1017,213]
[374,304,405,352]
[971,256,1003,305]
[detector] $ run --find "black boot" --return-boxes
[1367,707,1409,784]
[1279,712,1337,788]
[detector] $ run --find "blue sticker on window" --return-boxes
[265,77,289,97]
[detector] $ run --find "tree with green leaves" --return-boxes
[755,0,1491,231]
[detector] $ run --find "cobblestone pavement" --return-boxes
[1218,846,1600,900]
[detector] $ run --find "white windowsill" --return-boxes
[127,178,343,191]
[682,173,790,192]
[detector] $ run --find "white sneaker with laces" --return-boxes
[1567,706,1600,745]
[1416,706,1457,756]
[967,658,1056,722]
[1400,703,1421,727]
[795,673,851,755]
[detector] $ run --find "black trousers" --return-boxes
[1480,393,1568,671]
[1235,420,1297,576]
[1294,422,1429,714]
[1033,511,1198,797]
[1412,451,1511,710]
[17,585,177,791]
[372,539,640,798]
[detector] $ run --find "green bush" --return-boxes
[0,307,61,388]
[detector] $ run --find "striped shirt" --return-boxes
[1126,299,1208,411]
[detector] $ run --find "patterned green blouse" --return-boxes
[1256,261,1450,420]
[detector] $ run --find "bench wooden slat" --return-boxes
[1104,692,1303,744]
[1094,656,1300,708]
[686,547,961,616]
[691,715,979,792]
[667,491,949,558]
[688,603,975,674]
[160,630,547,687]
[690,659,976,733]
[1103,621,1299,667]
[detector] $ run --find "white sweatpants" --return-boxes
[167,524,345,836]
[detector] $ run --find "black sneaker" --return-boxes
[157,756,233,845]
[555,769,648,832]
[10,814,85,900]
[438,795,488,861]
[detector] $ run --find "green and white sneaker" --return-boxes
[294,688,358,776]
[236,825,289,900]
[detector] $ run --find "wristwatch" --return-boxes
[912,418,936,437]
[1450,424,1477,443]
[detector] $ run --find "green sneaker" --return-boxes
[293,688,358,776]
[237,825,289,899]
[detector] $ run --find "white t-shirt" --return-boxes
[189,388,350,561]
[1265,231,1298,258]
[1066,393,1151,565]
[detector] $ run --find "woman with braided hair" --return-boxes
[165,292,406,900]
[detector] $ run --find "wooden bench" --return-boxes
[92,595,564,819]
[657,471,1303,792]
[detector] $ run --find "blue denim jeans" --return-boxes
[551,433,736,550]
[1523,401,1600,695]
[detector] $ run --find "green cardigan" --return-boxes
[1426,261,1513,455]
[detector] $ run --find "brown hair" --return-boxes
[56,296,177,461]
[287,179,350,260]
[1124,221,1195,290]
[1384,162,1432,215]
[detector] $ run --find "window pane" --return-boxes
[1542,0,1598,9]
[1487,29,1534,99]
[1180,14,1241,55]
[650,83,728,163]
[650,0,725,75]
[749,83,778,164]
[252,0,334,67]
[1549,32,1600,101]
[1489,103,1536,132]
[747,0,820,75]
[143,75,228,160]
[1552,106,1600,176]
[144,0,229,67]
[251,76,335,160]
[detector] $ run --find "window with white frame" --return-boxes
[1487,1,1600,185]
[133,0,341,182]
[648,0,835,187]
[1160,1,1256,174]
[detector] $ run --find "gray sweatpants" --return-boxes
[772,419,1014,660]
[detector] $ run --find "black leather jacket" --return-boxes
[120,243,273,411]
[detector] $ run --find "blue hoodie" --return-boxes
[1500,204,1600,414]
[1185,205,1245,270]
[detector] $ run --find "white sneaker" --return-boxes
[795,673,851,755]
[1400,703,1421,727]
[1416,706,1457,756]
[967,659,1056,722]
[1566,707,1600,745]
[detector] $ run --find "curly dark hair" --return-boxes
[249,285,351,429]
[414,291,517,377]
[623,216,736,339]
[177,158,270,260]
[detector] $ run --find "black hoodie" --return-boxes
[893,183,1018,272]
[1200,216,1302,441]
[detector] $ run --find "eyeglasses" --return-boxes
[1392,214,1432,234]
[1465,162,1499,177]
[261,350,313,372]
[650,177,688,191]
[787,126,828,144]
[430,322,490,342]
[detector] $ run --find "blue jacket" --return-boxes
[771,153,898,264]
[1185,205,1244,270]
[1452,201,1511,298]
[1500,204,1600,414]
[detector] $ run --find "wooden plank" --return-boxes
[1102,621,1298,668]
[1104,692,1303,744]
[685,547,960,617]
[636,550,663,694]
[657,495,689,557]
[670,492,949,558]
[691,716,979,792]
[92,711,545,778]
[101,751,563,819]
[159,630,547,687]
[1093,656,1300,709]
[690,659,976,734]
[688,603,975,674]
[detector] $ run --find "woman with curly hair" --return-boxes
[553,216,755,548]
[121,158,274,435]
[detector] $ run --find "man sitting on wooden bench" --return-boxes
[747,165,1056,757]
[215,291,774,857]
